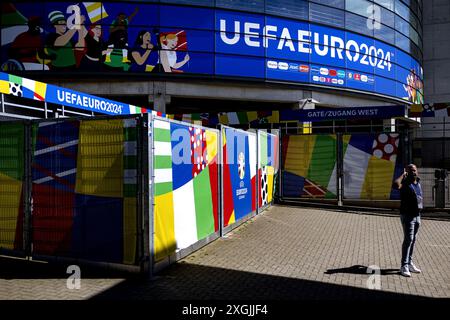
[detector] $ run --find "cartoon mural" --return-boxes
[403,68,424,104]
[158,31,189,73]
[1,3,193,74]
[1,2,423,101]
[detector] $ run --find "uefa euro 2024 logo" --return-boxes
[238,152,245,180]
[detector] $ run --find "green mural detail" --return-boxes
[306,135,336,189]
[0,123,24,181]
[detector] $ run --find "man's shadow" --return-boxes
[325,265,399,275]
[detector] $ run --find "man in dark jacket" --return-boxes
[392,164,423,277]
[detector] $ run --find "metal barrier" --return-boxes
[221,125,258,235]
[0,115,279,274]
[281,134,338,200]
[152,117,220,272]
[281,131,406,203]
[0,116,144,272]
[417,168,450,208]
[257,129,280,211]
[30,116,142,266]
[0,121,26,255]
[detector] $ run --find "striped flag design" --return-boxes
[154,119,173,196]
[83,2,108,23]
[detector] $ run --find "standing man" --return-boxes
[392,164,423,277]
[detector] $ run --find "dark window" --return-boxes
[410,41,422,61]
[395,15,410,36]
[395,31,410,52]
[380,6,395,27]
[265,0,309,20]
[159,0,214,6]
[310,3,345,28]
[374,0,394,11]
[395,0,410,21]
[346,0,372,18]
[400,0,411,6]
[410,14,419,31]
[310,0,345,9]
[216,0,265,13]
[375,24,395,44]
[410,0,419,17]
[410,26,419,46]
[345,12,374,37]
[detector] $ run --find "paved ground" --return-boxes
[0,205,449,300]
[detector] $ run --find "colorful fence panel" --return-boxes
[342,133,403,200]
[31,117,139,264]
[281,134,338,199]
[0,122,24,252]
[153,118,219,262]
[258,130,279,208]
[0,115,282,272]
[222,126,257,229]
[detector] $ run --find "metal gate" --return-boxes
[280,130,408,204]
[418,168,450,208]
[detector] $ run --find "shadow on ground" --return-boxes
[0,256,435,300]
[325,265,399,276]
[90,262,431,300]
[0,255,138,280]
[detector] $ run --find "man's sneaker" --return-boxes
[409,262,422,273]
[400,265,411,277]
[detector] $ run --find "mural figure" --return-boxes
[8,16,49,70]
[130,30,154,72]
[105,8,139,65]
[80,24,111,71]
[45,10,87,71]
[157,32,190,73]
[404,69,424,104]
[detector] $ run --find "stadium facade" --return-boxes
[1,0,423,121]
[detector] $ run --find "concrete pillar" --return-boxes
[149,81,170,113]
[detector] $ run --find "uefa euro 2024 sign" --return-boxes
[219,19,393,72]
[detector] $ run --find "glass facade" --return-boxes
[151,0,423,62]
[0,0,423,103]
